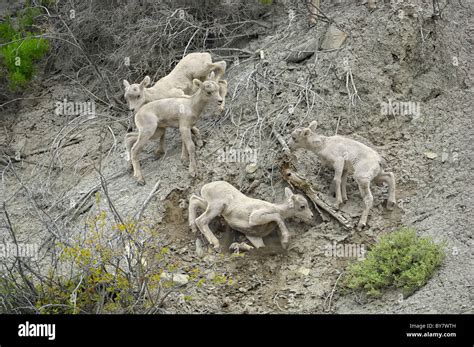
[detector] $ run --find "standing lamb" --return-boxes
[189,181,313,251]
[123,52,227,114]
[125,76,225,185]
[290,121,396,229]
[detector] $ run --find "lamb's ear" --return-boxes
[302,129,311,137]
[140,76,151,89]
[286,188,295,208]
[123,80,130,89]
[209,71,216,80]
[218,80,228,95]
[193,79,202,89]
[309,121,318,132]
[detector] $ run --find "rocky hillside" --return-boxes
[0,0,472,313]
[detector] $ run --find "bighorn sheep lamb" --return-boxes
[290,121,396,229]
[126,76,225,185]
[123,52,227,113]
[189,181,313,251]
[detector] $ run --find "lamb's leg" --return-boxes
[194,202,225,250]
[249,212,290,249]
[155,128,166,157]
[130,129,155,185]
[191,126,203,147]
[181,141,189,163]
[180,126,197,177]
[189,194,207,233]
[356,177,373,229]
[180,127,201,164]
[125,132,138,166]
[245,235,265,249]
[375,171,396,210]
[169,88,185,97]
[341,170,349,202]
[333,158,345,208]
[207,61,226,81]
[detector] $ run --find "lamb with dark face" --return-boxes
[290,121,396,229]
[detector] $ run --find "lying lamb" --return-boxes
[290,121,396,229]
[189,181,313,251]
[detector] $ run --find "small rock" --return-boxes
[298,267,311,276]
[424,151,438,160]
[320,25,348,50]
[245,163,258,174]
[441,152,449,163]
[229,242,254,252]
[195,238,204,258]
[160,272,189,286]
[222,297,232,308]
[203,254,216,265]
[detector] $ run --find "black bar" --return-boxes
[0,314,472,346]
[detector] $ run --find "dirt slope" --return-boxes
[0,0,472,313]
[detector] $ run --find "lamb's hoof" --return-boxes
[189,222,197,234]
[334,201,343,210]
[136,178,146,186]
[386,201,396,211]
[357,222,366,231]
[229,242,254,253]
[189,170,197,178]
[155,151,165,158]
[281,241,289,250]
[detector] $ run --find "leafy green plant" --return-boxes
[0,193,235,314]
[0,6,49,90]
[344,227,445,298]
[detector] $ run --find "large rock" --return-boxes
[320,24,348,50]
[285,38,318,63]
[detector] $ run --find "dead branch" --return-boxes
[280,159,354,229]
[134,180,161,222]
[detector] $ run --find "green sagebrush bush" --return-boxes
[0,7,49,90]
[0,192,234,314]
[344,227,445,298]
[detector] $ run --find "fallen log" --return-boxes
[280,158,354,230]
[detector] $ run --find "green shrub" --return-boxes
[0,195,235,314]
[344,227,445,298]
[0,6,49,90]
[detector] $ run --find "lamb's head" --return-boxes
[123,76,150,111]
[290,121,324,151]
[193,76,223,107]
[284,187,313,222]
